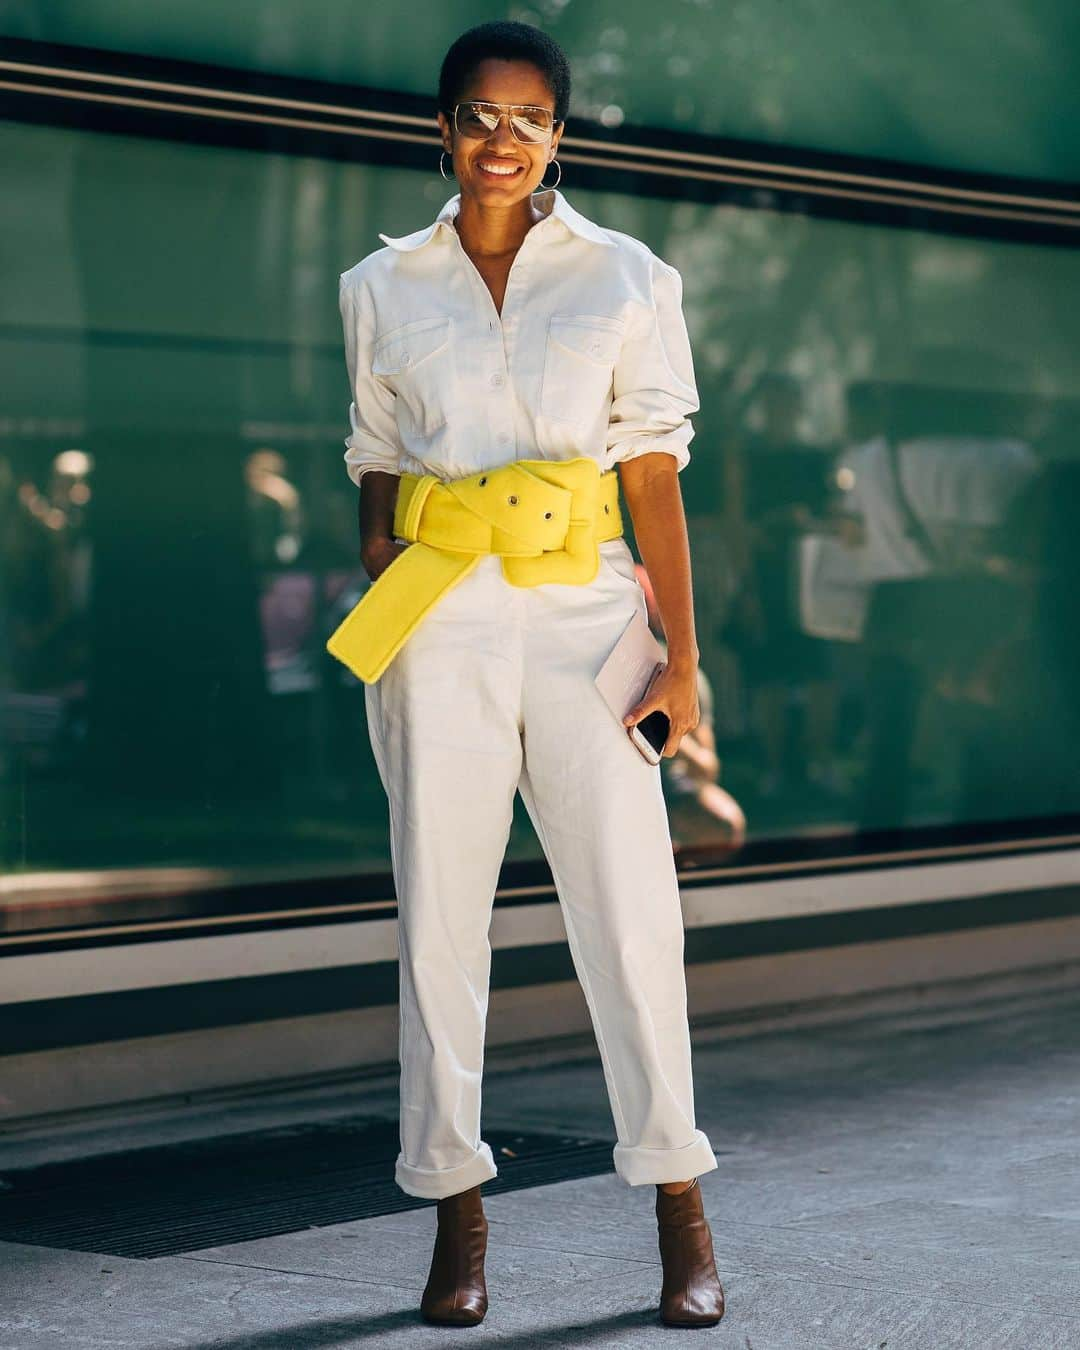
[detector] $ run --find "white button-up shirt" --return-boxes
[338,187,699,487]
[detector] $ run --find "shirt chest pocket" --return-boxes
[539,315,624,428]
[371,316,455,437]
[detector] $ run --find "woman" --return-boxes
[336,19,725,1329]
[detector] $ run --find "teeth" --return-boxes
[479,162,520,175]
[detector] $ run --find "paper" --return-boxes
[594,606,666,725]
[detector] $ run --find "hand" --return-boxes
[622,660,700,759]
[361,536,410,583]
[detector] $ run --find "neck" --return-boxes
[453,191,550,258]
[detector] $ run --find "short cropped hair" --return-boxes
[438,20,572,125]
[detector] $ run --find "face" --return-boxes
[437,58,563,204]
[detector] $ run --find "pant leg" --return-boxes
[515,540,719,1187]
[365,555,523,1200]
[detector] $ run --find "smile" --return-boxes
[477,161,524,178]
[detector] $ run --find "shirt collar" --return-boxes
[377,187,616,252]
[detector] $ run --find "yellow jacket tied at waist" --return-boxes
[326,456,624,684]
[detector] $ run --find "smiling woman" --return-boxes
[436,30,566,215]
[334,18,724,1329]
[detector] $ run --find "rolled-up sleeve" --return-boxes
[339,272,401,486]
[605,255,700,474]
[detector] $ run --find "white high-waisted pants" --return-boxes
[364,535,718,1200]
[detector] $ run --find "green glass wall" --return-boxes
[2,111,1078,895]
[4,0,1079,180]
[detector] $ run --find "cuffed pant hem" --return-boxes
[613,1129,719,1187]
[394,1139,499,1200]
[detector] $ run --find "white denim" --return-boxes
[342,185,716,1198]
[364,542,719,1198]
[338,186,699,486]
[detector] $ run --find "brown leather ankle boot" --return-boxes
[420,1183,489,1326]
[655,1177,725,1327]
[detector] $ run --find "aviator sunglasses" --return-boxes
[452,100,560,144]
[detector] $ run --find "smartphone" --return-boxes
[630,709,670,764]
[628,663,669,765]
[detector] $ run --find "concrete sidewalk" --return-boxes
[4,978,1080,1348]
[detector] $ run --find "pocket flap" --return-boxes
[372,317,452,375]
[548,315,624,364]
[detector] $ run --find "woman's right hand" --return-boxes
[361,536,411,583]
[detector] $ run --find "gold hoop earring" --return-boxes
[532,158,562,192]
[439,150,455,181]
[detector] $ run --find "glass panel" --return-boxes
[3,1,1078,180]
[2,118,1079,922]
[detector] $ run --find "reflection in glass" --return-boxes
[1,445,93,781]
[2,119,1079,915]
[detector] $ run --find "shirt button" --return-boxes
[490,372,505,387]
[402,353,412,366]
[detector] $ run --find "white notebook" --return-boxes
[594,605,666,724]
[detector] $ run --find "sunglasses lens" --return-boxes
[457,104,496,138]
[511,110,552,142]
[456,103,553,142]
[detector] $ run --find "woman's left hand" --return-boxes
[623,659,700,758]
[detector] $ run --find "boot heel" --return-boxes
[420,1183,490,1326]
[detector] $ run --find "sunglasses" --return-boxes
[452,100,560,145]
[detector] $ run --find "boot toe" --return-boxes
[421,1292,488,1326]
[660,1285,725,1327]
